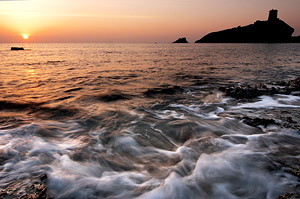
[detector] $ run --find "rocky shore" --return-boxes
[220,78,300,100]
[219,78,300,198]
[219,78,300,130]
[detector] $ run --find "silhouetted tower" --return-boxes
[268,9,278,21]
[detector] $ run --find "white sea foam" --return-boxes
[233,95,300,109]
[1,120,298,199]
[155,110,186,120]
[169,104,224,119]
[275,94,300,102]
[140,131,298,199]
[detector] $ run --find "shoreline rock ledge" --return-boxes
[173,37,188,43]
[195,10,300,43]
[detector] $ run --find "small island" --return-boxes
[196,10,300,43]
[173,37,188,43]
[11,47,24,50]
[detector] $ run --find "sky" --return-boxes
[0,0,300,43]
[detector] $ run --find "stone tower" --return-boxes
[268,9,278,21]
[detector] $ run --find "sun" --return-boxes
[22,34,29,40]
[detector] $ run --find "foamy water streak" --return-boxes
[1,118,299,198]
[233,95,300,109]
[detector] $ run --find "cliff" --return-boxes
[195,10,298,43]
[291,36,300,42]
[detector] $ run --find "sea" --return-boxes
[0,43,300,199]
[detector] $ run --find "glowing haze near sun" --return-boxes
[0,0,300,42]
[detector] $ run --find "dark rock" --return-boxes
[291,36,300,43]
[242,117,277,128]
[286,117,297,124]
[11,47,24,50]
[219,78,300,100]
[196,10,299,43]
[285,168,300,178]
[0,174,52,199]
[173,37,188,43]
[223,86,264,99]
[287,78,300,91]
[220,84,284,99]
[276,81,288,86]
[277,192,300,199]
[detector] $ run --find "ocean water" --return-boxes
[0,43,300,198]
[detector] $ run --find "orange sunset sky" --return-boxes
[0,0,300,43]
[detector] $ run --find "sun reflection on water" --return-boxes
[26,68,36,78]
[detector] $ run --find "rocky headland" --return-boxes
[196,10,300,43]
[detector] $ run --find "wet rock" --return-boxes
[220,85,263,99]
[242,117,277,128]
[219,84,284,99]
[285,168,300,178]
[276,155,300,199]
[219,78,300,100]
[173,37,188,43]
[285,117,297,124]
[277,192,300,199]
[279,115,300,131]
[276,80,288,86]
[287,78,300,91]
[281,123,300,131]
[0,174,52,199]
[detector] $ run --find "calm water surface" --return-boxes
[0,43,300,198]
